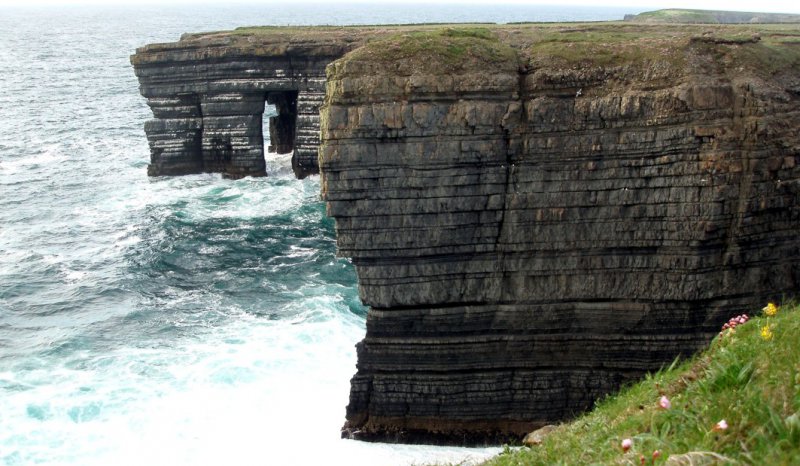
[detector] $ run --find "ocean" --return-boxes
[0,3,647,465]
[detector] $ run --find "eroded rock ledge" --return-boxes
[133,23,800,445]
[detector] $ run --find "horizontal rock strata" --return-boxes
[319,28,800,444]
[131,30,367,178]
[132,23,800,445]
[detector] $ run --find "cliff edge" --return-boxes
[131,22,800,446]
[319,24,800,444]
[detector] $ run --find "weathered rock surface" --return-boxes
[131,29,369,178]
[522,424,558,446]
[319,27,800,444]
[133,23,800,446]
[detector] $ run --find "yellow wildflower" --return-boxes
[763,302,778,317]
[760,325,774,341]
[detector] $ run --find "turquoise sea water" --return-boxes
[0,3,647,465]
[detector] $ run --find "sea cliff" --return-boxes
[132,22,800,444]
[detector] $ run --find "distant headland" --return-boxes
[624,8,800,23]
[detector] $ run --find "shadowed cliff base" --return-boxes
[132,21,800,446]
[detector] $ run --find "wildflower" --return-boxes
[640,454,646,465]
[653,450,661,461]
[763,302,778,317]
[659,395,671,410]
[713,419,728,431]
[760,325,773,341]
[622,438,632,452]
[719,314,749,336]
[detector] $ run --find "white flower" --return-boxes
[621,438,633,451]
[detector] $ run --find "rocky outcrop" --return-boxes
[133,23,800,446]
[131,29,368,178]
[319,28,800,444]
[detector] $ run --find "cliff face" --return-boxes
[131,29,366,178]
[132,23,800,446]
[319,28,800,443]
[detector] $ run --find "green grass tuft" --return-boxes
[339,27,519,74]
[482,301,800,465]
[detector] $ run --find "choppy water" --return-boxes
[0,3,646,465]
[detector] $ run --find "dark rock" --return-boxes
[131,24,800,445]
[130,31,366,178]
[319,30,800,445]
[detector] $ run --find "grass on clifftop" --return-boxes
[341,27,519,73]
[482,301,800,466]
[523,27,687,70]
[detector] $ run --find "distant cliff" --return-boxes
[133,22,800,445]
[624,9,800,24]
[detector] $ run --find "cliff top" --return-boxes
[625,8,800,24]
[322,23,800,92]
[132,22,800,85]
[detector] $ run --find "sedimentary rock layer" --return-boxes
[319,28,800,444]
[133,23,800,445]
[131,29,366,178]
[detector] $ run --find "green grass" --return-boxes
[634,9,725,23]
[482,301,800,466]
[336,27,520,74]
[726,40,800,75]
[525,30,686,69]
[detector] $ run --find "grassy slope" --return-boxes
[481,302,800,466]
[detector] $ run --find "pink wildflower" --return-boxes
[653,450,661,461]
[659,395,671,410]
[622,438,632,452]
[713,419,728,431]
[719,314,750,336]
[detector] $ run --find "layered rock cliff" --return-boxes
[133,23,800,446]
[319,26,800,443]
[131,28,368,178]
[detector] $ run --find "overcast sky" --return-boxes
[0,0,798,14]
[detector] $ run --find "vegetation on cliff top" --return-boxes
[521,26,687,72]
[338,27,520,73]
[480,301,800,465]
[170,23,800,82]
